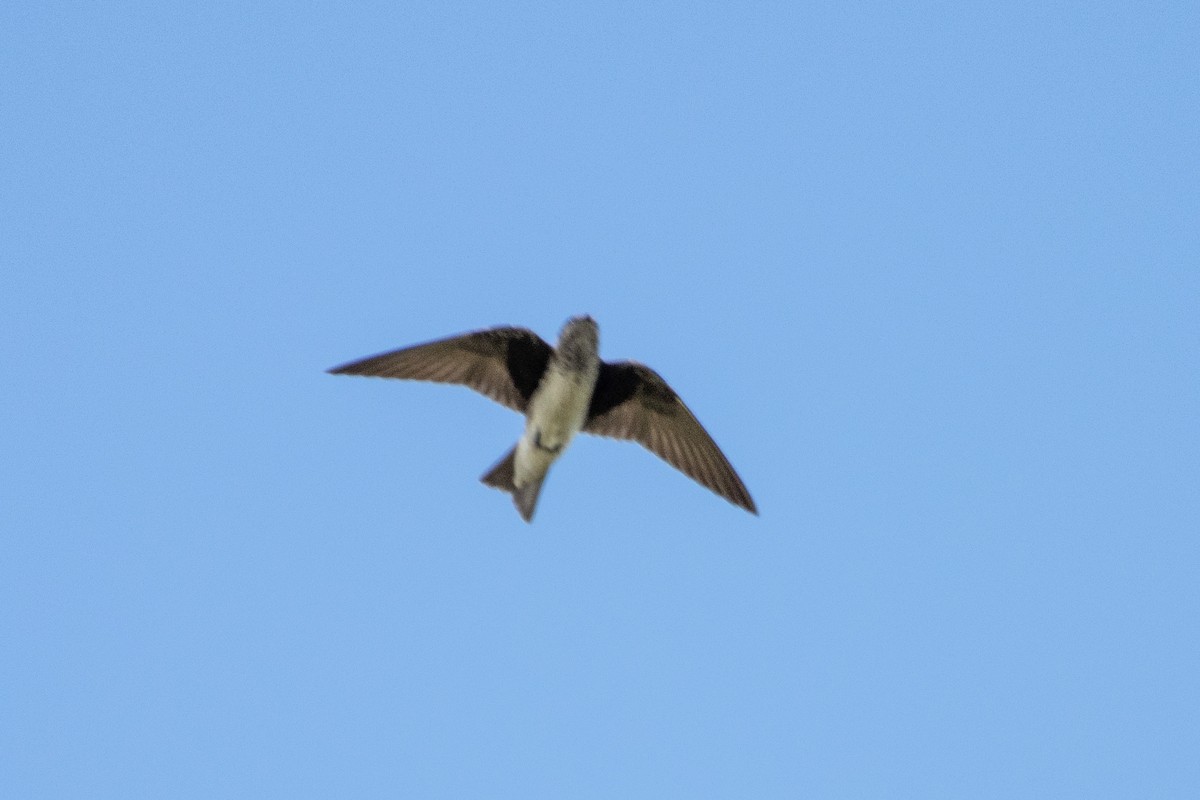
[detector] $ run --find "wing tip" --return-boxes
[730,489,758,516]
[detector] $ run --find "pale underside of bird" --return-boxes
[327,315,756,522]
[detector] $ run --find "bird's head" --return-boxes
[557,315,599,364]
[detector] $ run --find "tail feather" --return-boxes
[480,447,517,493]
[512,473,546,523]
[480,446,547,523]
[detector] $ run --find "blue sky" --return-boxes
[3,2,1197,797]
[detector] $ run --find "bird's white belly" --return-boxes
[513,366,596,487]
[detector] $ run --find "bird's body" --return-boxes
[485,319,600,519]
[328,315,755,522]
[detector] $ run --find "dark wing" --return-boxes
[584,361,757,514]
[327,327,552,413]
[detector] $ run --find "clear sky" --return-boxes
[3,2,1197,797]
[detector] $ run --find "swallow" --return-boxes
[328,315,756,522]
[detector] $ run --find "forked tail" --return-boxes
[480,446,546,523]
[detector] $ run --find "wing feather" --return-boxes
[584,361,757,514]
[327,327,552,413]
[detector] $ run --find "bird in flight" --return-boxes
[328,315,756,522]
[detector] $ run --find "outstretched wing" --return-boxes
[327,327,552,413]
[584,361,757,514]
